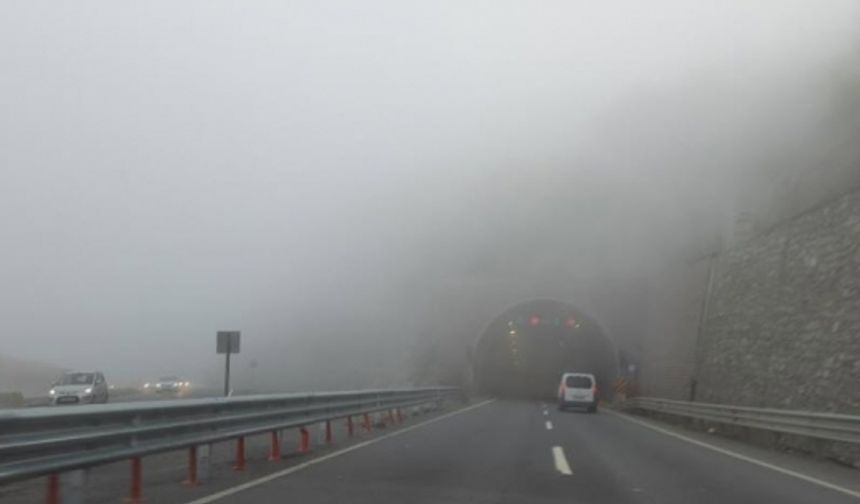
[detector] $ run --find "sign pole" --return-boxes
[224,347,231,397]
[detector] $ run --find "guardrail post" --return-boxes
[129,457,142,503]
[325,420,333,444]
[299,427,310,452]
[362,413,372,432]
[60,469,86,504]
[347,416,354,437]
[183,446,198,486]
[234,437,246,471]
[198,444,211,483]
[46,474,60,504]
[317,421,326,445]
[268,431,281,461]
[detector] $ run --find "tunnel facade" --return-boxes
[474,299,618,400]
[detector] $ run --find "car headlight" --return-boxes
[49,389,56,396]
[144,383,151,388]
[83,388,93,394]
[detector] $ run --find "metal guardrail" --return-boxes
[627,397,860,444]
[0,387,461,486]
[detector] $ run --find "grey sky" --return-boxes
[2,1,858,388]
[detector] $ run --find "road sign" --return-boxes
[217,331,240,354]
[216,331,241,397]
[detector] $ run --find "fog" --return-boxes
[1,1,859,391]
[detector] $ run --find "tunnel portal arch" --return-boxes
[473,299,618,400]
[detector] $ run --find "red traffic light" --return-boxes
[565,317,577,328]
[529,315,541,326]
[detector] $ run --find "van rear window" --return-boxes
[565,376,593,388]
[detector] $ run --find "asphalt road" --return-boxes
[2,399,859,503]
[192,400,860,504]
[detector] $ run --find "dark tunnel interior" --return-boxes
[473,299,618,400]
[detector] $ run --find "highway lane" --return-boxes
[194,400,860,504]
[21,388,223,407]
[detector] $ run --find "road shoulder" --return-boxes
[605,408,860,498]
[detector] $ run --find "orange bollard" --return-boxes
[347,416,354,437]
[268,431,281,461]
[183,446,198,486]
[46,474,60,504]
[396,408,404,423]
[234,437,246,471]
[325,420,333,444]
[129,457,142,503]
[386,410,394,425]
[362,413,371,432]
[299,427,310,452]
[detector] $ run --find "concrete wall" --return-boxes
[694,188,860,413]
[638,259,712,400]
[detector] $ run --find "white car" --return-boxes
[557,372,598,413]
[50,371,109,405]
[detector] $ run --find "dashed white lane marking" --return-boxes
[552,446,573,475]
[605,409,860,500]
[545,420,553,430]
[183,399,497,504]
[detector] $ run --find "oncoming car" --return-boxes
[49,371,109,405]
[557,372,598,413]
[144,376,191,395]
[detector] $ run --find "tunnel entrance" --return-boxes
[473,299,618,400]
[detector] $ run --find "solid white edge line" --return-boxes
[604,409,860,500]
[182,399,497,504]
[545,420,553,430]
[552,446,573,475]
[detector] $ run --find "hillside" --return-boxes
[0,355,65,396]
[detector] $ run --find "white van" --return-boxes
[557,372,598,413]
